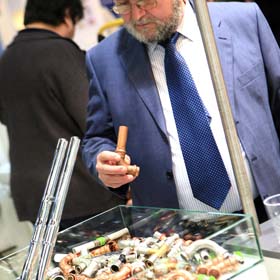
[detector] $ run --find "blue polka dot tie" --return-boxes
[162,33,231,209]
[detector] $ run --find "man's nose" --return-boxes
[130,4,147,21]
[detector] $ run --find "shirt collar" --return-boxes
[178,0,199,42]
[148,1,198,52]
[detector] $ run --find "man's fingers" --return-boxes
[96,150,136,188]
[99,174,134,188]
[97,150,121,164]
[96,162,127,175]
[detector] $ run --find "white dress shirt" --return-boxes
[147,2,258,213]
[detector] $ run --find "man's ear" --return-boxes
[64,16,73,29]
[60,8,76,39]
[64,8,74,27]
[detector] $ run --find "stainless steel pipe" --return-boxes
[19,136,80,280]
[36,136,80,280]
[20,138,68,280]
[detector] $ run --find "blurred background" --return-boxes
[0,0,118,51]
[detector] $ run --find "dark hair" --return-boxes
[24,0,84,26]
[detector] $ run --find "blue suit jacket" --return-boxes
[83,2,280,209]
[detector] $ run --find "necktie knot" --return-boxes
[159,32,180,48]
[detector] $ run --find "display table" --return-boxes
[260,220,280,279]
[260,219,280,259]
[1,207,280,279]
[234,261,269,279]
[236,220,280,280]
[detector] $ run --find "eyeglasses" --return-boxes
[112,0,158,15]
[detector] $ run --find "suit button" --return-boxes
[166,171,173,180]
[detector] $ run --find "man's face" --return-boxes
[119,0,185,43]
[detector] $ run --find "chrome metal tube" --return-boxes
[36,136,81,280]
[20,138,68,280]
[193,0,260,234]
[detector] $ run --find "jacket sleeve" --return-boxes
[254,3,280,139]
[81,50,117,177]
[81,50,129,197]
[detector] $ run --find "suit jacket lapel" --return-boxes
[119,33,168,138]
[209,10,237,120]
[116,12,236,136]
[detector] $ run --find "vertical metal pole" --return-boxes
[36,136,80,280]
[19,138,68,280]
[193,0,260,234]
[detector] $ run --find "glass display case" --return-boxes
[0,205,263,279]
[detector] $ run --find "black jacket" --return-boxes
[0,29,125,222]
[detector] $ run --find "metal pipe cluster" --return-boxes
[19,137,81,280]
[48,230,243,280]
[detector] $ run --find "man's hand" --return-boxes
[96,151,136,188]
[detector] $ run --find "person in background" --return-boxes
[0,0,126,230]
[82,0,280,224]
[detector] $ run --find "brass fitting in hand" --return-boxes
[115,126,140,177]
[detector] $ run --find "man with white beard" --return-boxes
[82,0,280,223]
